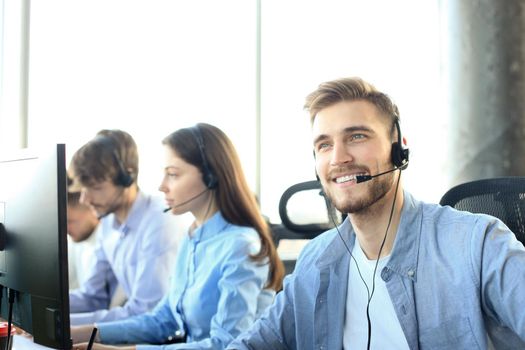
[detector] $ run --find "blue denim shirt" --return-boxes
[98,211,273,349]
[228,191,525,349]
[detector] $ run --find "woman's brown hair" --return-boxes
[163,123,284,290]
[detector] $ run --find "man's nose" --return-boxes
[330,142,353,166]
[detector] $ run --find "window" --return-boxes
[17,0,444,222]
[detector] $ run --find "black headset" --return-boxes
[391,118,410,170]
[96,134,134,188]
[189,126,218,189]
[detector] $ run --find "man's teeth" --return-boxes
[335,174,365,184]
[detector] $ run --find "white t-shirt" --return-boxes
[343,239,409,349]
[67,225,99,289]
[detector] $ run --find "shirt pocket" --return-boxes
[419,316,480,350]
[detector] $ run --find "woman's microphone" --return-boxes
[163,189,209,213]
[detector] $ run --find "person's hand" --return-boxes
[72,343,135,350]
[71,325,99,344]
[14,327,33,340]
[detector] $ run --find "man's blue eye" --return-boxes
[318,143,330,150]
[350,134,365,141]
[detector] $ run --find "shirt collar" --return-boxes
[315,191,422,281]
[190,211,229,243]
[386,191,422,281]
[315,218,356,269]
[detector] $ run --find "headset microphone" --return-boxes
[163,188,209,213]
[355,162,408,183]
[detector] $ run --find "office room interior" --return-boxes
[0,1,524,347]
[2,0,525,265]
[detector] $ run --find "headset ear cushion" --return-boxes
[204,172,218,189]
[116,170,134,187]
[391,142,409,169]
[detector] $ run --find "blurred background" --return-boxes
[1,0,524,223]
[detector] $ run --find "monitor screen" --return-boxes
[0,144,72,349]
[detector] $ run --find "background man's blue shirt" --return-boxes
[69,191,184,324]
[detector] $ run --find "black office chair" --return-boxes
[439,177,525,245]
[270,180,344,274]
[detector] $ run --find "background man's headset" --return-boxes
[90,134,135,220]
[95,134,135,188]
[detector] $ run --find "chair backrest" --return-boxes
[439,177,525,245]
[279,181,334,235]
[269,180,344,275]
[271,180,343,242]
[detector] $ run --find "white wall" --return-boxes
[259,0,446,219]
[1,0,446,222]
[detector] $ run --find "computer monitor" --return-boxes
[0,144,72,349]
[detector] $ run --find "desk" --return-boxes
[12,335,54,350]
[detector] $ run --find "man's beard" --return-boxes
[324,172,394,214]
[92,188,125,219]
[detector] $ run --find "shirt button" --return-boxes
[381,268,391,281]
[407,270,415,277]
